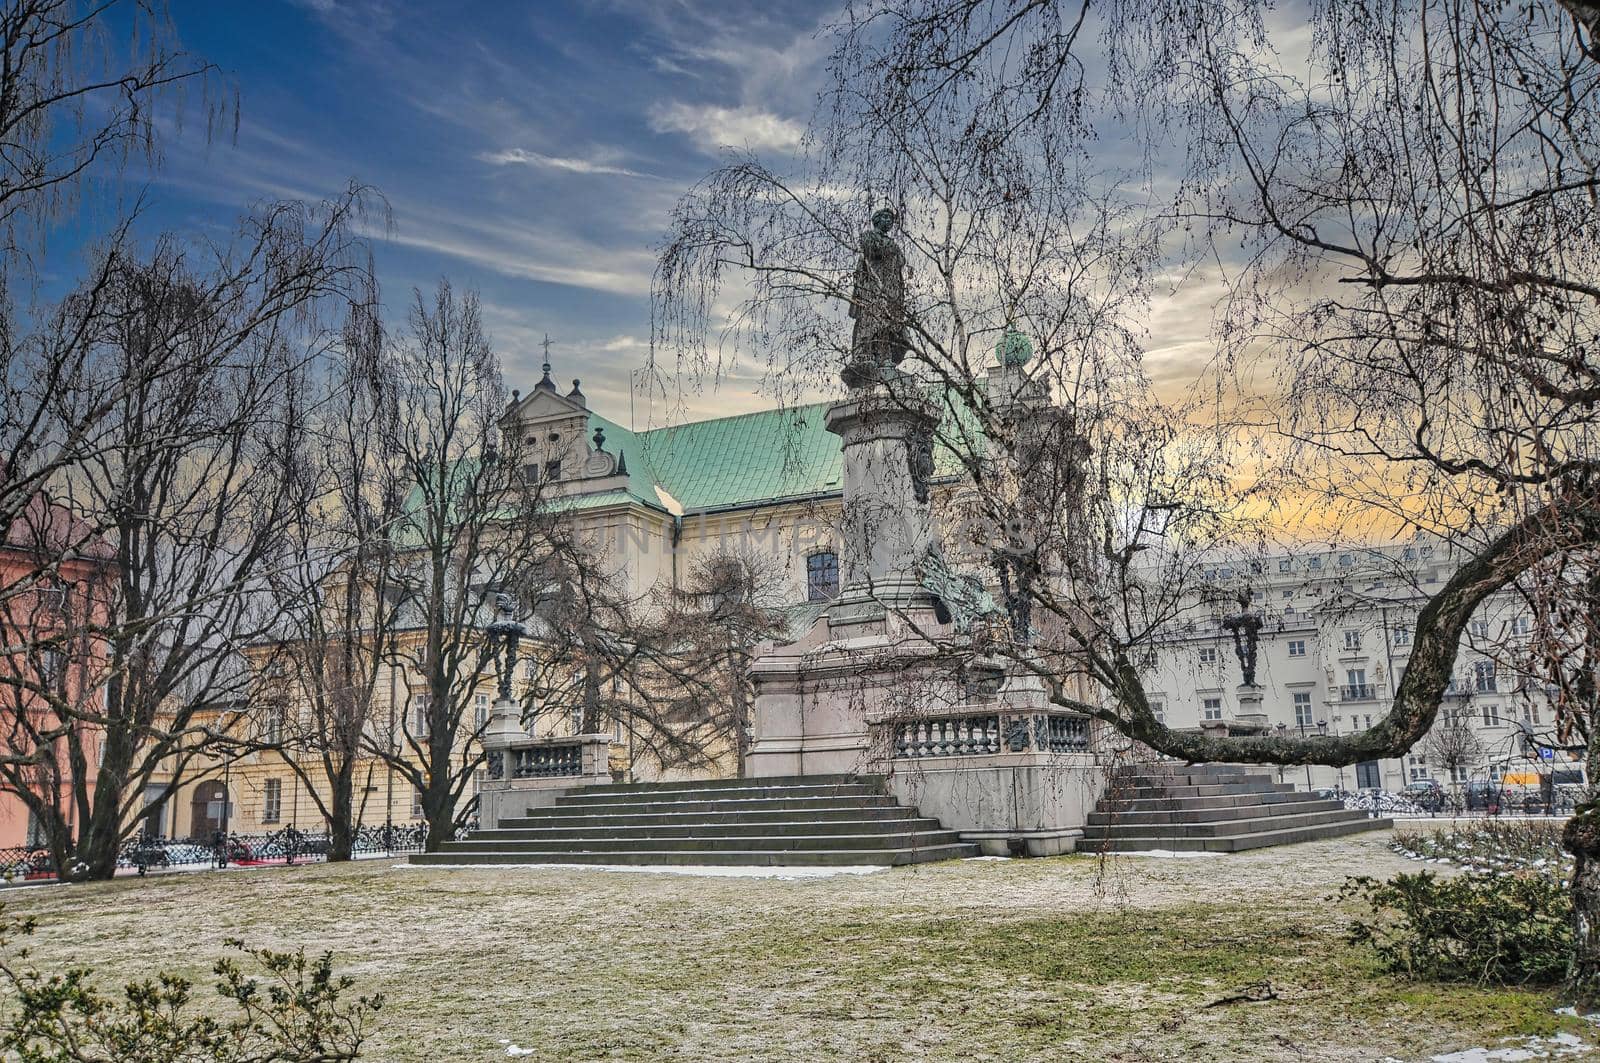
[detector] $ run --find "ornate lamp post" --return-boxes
[482,592,530,783]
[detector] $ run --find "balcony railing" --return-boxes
[1339,684,1377,701]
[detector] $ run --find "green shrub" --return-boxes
[1341,870,1570,986]
[0,908,381,1061]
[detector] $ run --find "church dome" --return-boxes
[996,329,1033,367]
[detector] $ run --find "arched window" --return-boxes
[806,551,839,602]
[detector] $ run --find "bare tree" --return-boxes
[251,279,408,861]
[643,551,792,777]
[0,0,227,601]
[364,281,577,851]
[0,190,367,880]
[1420,710,1484,801]
[0,0,228,278]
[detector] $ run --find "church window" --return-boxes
[806,552,839,602]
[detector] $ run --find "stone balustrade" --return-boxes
[869,705,1103,858]
[879,707,1092,760]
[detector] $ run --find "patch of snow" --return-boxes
[1110,850,1228,859]
[1430,1032,1593,1061]
[503,1044,536,1058]
[392,862,889,879]
[1554,1006,1600,1025]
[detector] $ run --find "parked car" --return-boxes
[1464,780,1504,812]
[1403,780,1445,812]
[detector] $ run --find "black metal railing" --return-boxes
[1340,684,1377,700]
[512,742,583,778]
[0,821,480,884]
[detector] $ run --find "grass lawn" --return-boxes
[0,829,1586,1061]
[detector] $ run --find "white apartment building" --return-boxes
[1141,540,1582,794]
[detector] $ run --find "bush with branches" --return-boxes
[0,909,380,1061]
[1342,871,1570,987]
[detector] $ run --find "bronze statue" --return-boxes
[1221,594,1264,687]
[843,208,910,388]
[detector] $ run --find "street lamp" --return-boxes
[1274,722,1288,784]
[482,592,532,787]
[486,592,529,704]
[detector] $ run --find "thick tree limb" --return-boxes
[1060,488,1600,766]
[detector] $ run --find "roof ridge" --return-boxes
[632,399,833,438]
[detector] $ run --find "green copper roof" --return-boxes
[576,394,982,515]
[632,403,842,513]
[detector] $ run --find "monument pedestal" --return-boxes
[744,380,1105,849]
[1233,684,1270,733]
[478,695,613,827]
[746,380,950,778]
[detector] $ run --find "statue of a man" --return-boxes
[843,208,910,388]
[1221,607,1264,688]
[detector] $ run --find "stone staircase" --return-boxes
[409,774,980,867]
[1082,764,1392,853]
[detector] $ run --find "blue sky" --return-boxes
[118,0,837,426]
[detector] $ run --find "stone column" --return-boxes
[1235,684,1268,732]
[826,379,940,610]
[479,696,522,827]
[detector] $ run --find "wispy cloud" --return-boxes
[648,102,804,154]
[479,148,649,178]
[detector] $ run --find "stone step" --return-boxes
[1114,773,1276,789]
[1116,763,1264,779]
[1109,781,1297,799]
[468,818,947,842]
[422,773,977,869]
[1097,790,1318,814]
[498,806,922,830]
[437,830,966,854]
[554,782,884,806]
[531,795,904,816]
[409,844,980,867]
[1082,808,1367,840]
[561,774,876,796]
[1088,816,1392,853]
[1086,798,1346,827]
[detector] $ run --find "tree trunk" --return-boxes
[327,769,356,862]
[581,651,601,734]
[69,730,141,881]
[730,643,749,779]
[421,771,454,853]
[1564,739,1600,1006]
